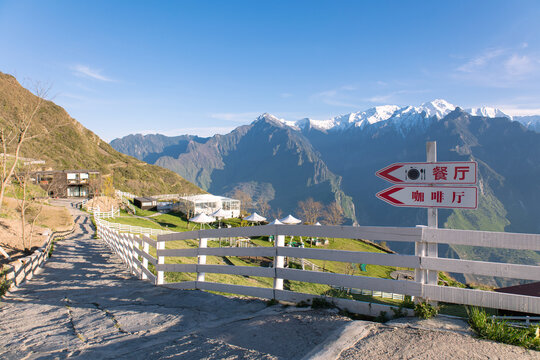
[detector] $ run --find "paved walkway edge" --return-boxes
[301,321,376,360]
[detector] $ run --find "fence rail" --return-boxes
[95,220,540,316]
[96,218,175,236]
[2,227,75,290]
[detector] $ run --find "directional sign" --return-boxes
[376,185,478,209]
[376,161,477,185]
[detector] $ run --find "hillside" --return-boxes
[114,114,356,221]
[0,72,202,196]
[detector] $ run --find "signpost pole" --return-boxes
[426,141,439,304]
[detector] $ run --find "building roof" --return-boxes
[134,196,157,202]
[495,281,540,297]
[180,194,238,203]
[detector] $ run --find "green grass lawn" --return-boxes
[105,212,425,309]
[106,216,165,230]
[153,212,191,230]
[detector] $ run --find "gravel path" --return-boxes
[1,204,539,359]
[337,320,540,360]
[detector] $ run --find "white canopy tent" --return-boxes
[211,208,229,230]
[189,213,216,230]
[279,214,302,225]
[190,213,216,223]
[267,219,283,225]
[211,208,229,219]
[244,212,267,223]
[279,215,303,254]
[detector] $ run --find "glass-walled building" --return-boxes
[33,170,99,198]
[174,194,240,218]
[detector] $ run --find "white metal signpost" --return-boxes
[375,141,479,302]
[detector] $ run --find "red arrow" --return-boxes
[376,186,404,205]
[376,164,404,183]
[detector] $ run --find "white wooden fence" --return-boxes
[95,222,540,317]
[96,218,175,236]
[92,208,120,219]
[115,190,137,199]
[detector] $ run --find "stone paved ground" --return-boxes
[1,204,539,359]
[0,206,350,359]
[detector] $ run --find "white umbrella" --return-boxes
[244,212,267,222]
[279,215,302,250]
[190,213,216,223]
[211,208,229,219]
[267,218,283,225]
[189,213,216,230]
[315,222,322,226]
[279,214,302,225]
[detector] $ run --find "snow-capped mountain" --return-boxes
[270,99,523,135]
[465,107,510,119]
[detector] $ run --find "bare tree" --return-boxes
[323,201,344,225]
[102,176,115,198]
[14,169,43,253]
[231,189,252,217]
[297,198,324,224]
[0,84,49,213]
[88,175,103,198]
[257,198,270,217]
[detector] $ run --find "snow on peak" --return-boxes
[255,100,524,135]
[465,107,510,119]
[419,99,456,118]
[256,113,298,128]
[293,105,400,132]
[334,105,401,128]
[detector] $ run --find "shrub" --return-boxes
[375,311,388,323]
[311,297,335,309]
[402,295,415,309]
[468,307,540,351]
[391,304,409,319]
[0,268,11,297]
[414,301,439,319]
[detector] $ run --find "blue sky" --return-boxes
[1,0,540,141]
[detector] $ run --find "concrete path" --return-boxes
[1,204,539,359]
[0,206,351,359]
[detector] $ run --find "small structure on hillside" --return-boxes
[174,194,240,218]
[33,170,100,198]
[134,197,158,211]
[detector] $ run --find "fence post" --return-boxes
[124,233,133,273]
[142,239,149,280]
[130,234,139,277]
[415,225,426,290]
[197,234,208,283]
[156,235,165,285]
[273,234,285,294]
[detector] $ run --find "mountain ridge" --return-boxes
[110,105,540,287]
[0,71,203,197]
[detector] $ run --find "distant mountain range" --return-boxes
[111,100,540,287]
